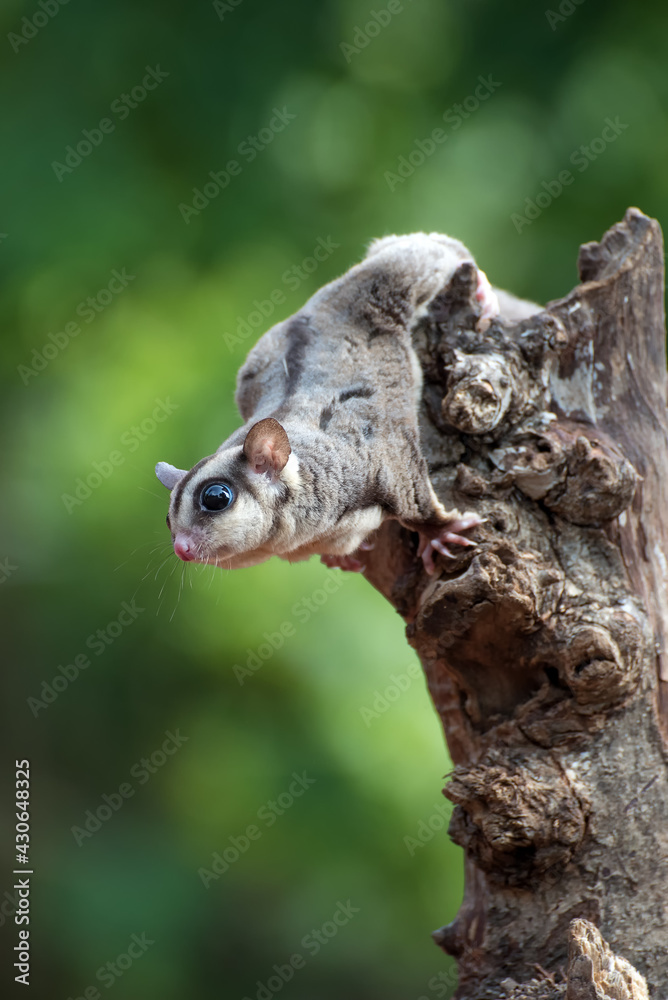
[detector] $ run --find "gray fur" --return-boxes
[156,233,538,570]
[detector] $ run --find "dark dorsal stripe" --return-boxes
[339,385,374,403]
[283,314,313,395]
[319,404,334,431]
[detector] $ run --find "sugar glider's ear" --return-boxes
[243,418,291,475]
[155,462,188,490]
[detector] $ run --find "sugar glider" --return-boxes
[156,232,539,574]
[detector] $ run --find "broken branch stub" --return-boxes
[362,210,668,998]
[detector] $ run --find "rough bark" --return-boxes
[362,209,668,998]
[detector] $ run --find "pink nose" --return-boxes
[174,534,195,562]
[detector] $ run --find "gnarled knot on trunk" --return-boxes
[444,749,589,884]
[432,918,648,999]
[490,423,639,525]
[566,919,648,1000]
[410,544,645,734]
[552,613,644,713]
[416,264,567,443]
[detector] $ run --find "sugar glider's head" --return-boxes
[156,418,300,569]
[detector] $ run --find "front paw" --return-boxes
[419,514,483,575]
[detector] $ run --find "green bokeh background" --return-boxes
[1,1,667,998]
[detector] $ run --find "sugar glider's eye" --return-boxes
[200,483,234,511]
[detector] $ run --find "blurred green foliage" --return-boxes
[0,0,667,997]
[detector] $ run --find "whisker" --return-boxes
[156,558,180,617]
[150,553,175,582]
[115,540,170,573]
[170,565,186,621]
[137,485,168,502]
[157,558,177,601]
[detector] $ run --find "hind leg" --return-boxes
[476,269,500,330]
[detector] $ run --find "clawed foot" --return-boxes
[321,553,365,572]
[321,539,374,573]
[476,269,499,331]
[419,514,483,575]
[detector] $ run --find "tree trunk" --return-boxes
[363,209,668,999]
